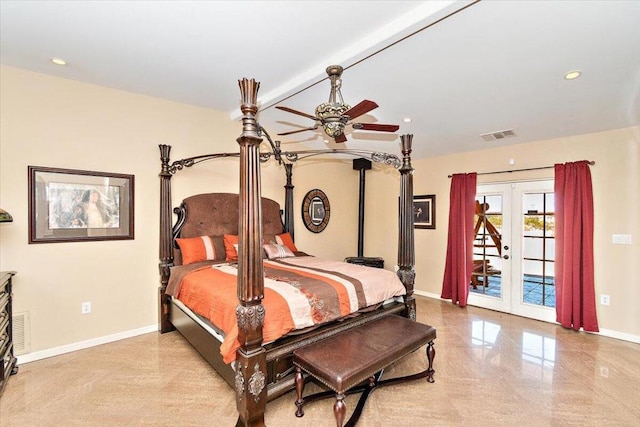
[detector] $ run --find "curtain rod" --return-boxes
[447,161,595,178]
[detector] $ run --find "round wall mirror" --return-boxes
[301,189,330,233]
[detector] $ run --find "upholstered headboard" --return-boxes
[172,193,284,264]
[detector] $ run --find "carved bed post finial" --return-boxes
[158,144,176,332]
[235,78,267,427]
[398,135,416,320]
[238,78,261,139]
[284,163,295,240]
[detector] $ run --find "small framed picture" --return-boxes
[28,166,134,243]
[413,194,435,229]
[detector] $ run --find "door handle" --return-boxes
[503,254,510,260]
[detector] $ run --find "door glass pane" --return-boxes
[522,192,555,308]
[545,215,555,237]
[545,193,555,213]
[545,237,555,260]
[472,194,503,297]
[524,193,544,214]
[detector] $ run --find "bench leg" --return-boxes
[294,366,305,417]
[334,393,346,427]
[426,340,436,383]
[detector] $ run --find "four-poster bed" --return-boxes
[158,78,423,426]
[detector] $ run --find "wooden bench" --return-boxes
[293,314,436,427]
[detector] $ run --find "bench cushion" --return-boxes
[293,315,436,393]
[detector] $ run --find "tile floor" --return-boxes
[1,296,639,426]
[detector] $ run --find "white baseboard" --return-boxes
[414,289,442,300]
[16,324,158,365]
[412,290,640,344]
[596,328,640,344]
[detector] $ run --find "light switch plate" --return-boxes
[612,234,632,245]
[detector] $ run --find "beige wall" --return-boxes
[0,66,285,356]
[287,159,359,261]
[2,65,637,359]
[365,127,640,339]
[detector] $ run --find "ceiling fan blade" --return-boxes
[277,126,318,136]
[352,123,400,132]
[334,133,348,143]
[343,100,378,120]
[275,105,318,121]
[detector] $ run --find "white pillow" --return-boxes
[263,243,295,259]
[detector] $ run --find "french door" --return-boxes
[468,180,556,323]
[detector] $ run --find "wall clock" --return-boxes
[301,189,330,233]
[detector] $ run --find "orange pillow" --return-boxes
[275,232,298,253]
[223,234,239,261]
[176,236,219,265]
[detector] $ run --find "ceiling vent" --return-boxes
[481,129,518,141]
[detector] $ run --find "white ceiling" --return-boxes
[1,1,639,160]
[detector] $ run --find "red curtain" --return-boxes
[441,173,477,306]
[554,161,599,332]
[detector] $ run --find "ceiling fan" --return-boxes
[276,65,399,143]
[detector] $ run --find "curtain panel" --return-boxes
[441,172,477,306]
[554,161,599,332]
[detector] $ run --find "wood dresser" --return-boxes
[0,271,18,397]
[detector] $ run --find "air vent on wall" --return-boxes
[481,129,518,141]
[12,311,31,355]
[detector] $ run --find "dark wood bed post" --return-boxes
[158,144,175,333]
[235,78,267,427]
[397,134,416,320]
[283,163,295,240]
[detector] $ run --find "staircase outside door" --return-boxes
[468,180,556,323]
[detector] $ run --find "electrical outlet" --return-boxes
[81,301,92,314]
[600,294,610,306]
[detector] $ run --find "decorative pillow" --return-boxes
[275,232,298,252]
[263,243,295,259]
[263,234,276,247]
[223,234,239,261]
[176,235,225,265]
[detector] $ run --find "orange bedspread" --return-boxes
[174,257,406,363]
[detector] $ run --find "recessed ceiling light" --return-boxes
[403,118,412,123]
[564,70,582,80]
[51,58,67,66]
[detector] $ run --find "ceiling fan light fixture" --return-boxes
[322,122,345,138]
[315,101,350,138]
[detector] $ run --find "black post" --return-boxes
[353,158,372,257]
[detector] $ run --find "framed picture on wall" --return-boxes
[301,188,330,233]
[28,166,135,243]
[413,194,435,229]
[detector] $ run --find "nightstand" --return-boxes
[1,271,17,397]
[344,257,384,269]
